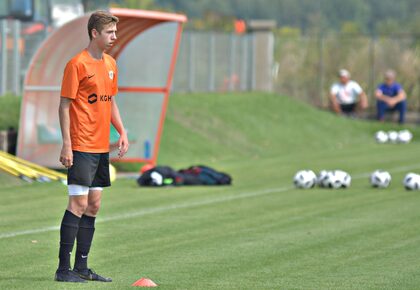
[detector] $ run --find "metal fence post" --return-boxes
[1,20,7,96]
[208,33,215,91]
[13,20,21,96]
[267,32,274,92]
[318,34,325,107]
[240,35,248,91]
[229,34,236,91]
[188,33,195,92]
[369,35,376,103]
[251,33,256,91]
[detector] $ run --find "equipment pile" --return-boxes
[137,165,232,187]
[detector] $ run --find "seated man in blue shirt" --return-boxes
[375,70,407,124]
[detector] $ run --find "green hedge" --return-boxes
[0,94,21,131]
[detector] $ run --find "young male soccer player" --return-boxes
[55,10,129,283]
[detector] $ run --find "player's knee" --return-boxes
[87,200,101,216]
[68,201,88,216]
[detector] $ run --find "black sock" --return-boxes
[58,210,80,271]
[74,214,96,271]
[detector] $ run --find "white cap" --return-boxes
[338,69,350,78]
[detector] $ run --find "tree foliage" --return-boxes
[95,0,419,35]
[155,0,419,34]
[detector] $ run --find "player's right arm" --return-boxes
[329,85,341,114]
[59,97,73,168]
[375,88,389,102]
[59,60,78,168]
[329,94,341,114]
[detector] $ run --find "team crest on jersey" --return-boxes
[109,70,114,80]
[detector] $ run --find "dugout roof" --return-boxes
[17,8,187,167]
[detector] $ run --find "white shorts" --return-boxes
[68,185,103,196]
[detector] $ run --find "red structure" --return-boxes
[17,8,187,167]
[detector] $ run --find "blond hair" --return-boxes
[87,10,119,40]
[385,69,396,79]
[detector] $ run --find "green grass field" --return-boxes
[1,92,420,289]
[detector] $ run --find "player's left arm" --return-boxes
[111,98,129,157]
[359,91,368,109]
[396,88,406,102]
[355,81,368,110]
[389,87,406,107]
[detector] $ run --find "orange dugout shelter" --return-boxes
[17,8,187,167]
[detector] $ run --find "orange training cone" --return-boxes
[132,278,158,287]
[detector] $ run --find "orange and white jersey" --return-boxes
[61,49,118,153]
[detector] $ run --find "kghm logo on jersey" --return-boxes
[88,93,97,104]
[88,93,112,104]
[109,70,114,80]
[100,95,112,102]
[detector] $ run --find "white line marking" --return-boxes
[0,186,291,239]
[0,226,59,239]
[352,164,420,178]
[1,163,420,240]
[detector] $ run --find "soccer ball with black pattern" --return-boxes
[370,170,391,188]
[375,131,388,144]
[403,173,420,190]
[334,170,351,188]
[317,170,329,188]
[318,170,351,189]
[293,170,317,189]
[326,171,341,189]
[388,131,399,143]
[325,170,345,189]
[398,130,413,143]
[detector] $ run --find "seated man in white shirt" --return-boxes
[329,69,368,116]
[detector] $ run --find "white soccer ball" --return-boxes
[398,129,413,143]
[403,173,420,190]
[375,131,388,143]
[334,170,351,188]
[317,170,330,188]
[370,170,391,188]
[388,131,399,143]
[294,170,317,189]
[325,171,343,189]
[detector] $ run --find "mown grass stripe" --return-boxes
[2,163,419,240]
